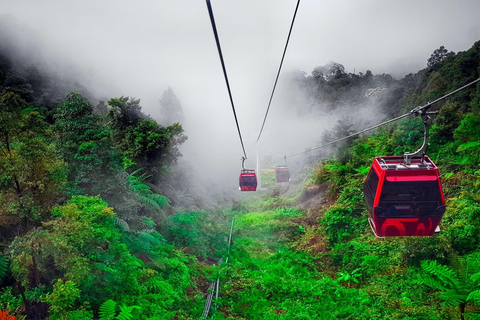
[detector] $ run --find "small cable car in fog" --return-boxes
[275,165,290,183]
[364,156,446,237]
[239,169,257,191]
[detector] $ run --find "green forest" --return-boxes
[1,24,480,320]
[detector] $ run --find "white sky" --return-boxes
[2,0,480,191]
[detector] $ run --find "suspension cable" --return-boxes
[287,112,412,157]
[286,77,480,158]
[256,0,301,143]
[206,0,247,159]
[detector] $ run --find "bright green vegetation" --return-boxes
[1,32,480,319]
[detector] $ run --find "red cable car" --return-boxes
[275,165,290,183]
[363,155,446,237]
[239,169,257,191]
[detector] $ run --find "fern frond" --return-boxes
[113,217,130,232]
[129,182,151,194]
[128,168,144,179]
[471,273,480,284]
[420,276,447,291]
[150,194,168,207]
[439,290,466,306]
[0,255,8,281]
[116,304,141,320]
[138,196,161,211]
[466,313,480,320]
[421,260,460,289]
[457,141,480,152]
[145,278,163,294]
[65,310,93,320]
[99,299,116,320]
[136,230,161,249]
[141,216,156,227]
[468,290,480,304]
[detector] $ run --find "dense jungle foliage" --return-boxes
[1,24,480,319]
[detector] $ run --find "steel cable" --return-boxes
[286,78,480,158]
[256,0,301,143]
[206,0,248,159]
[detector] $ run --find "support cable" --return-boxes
[256,0,301,143]
[286,78,480,158]
[206,0,247,159]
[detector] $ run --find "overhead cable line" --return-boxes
[256,0,301,143]
[286,77,480,158]
[206,0,248,159]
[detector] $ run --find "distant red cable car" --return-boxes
[363,155,446,237]
[239,169,257,191]
[275,165,290,183]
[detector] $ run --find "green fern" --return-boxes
[457,141,480,152]
[422,260,460,288]
[468,290,480,304]
[466,313,480,320]
[136,230,161,251]
[417,259,480,318]
[0,255,8,281]
[99,299,117,320]
[113,217,130,232]
[127,172,169,212]
[472,272,480,283]
[65,310,94,320]
[116,304,141,320]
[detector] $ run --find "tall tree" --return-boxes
[0,90,66,235]
[159,87,184,126]
[54,92,122,196]
[427,46,454,70]
[107,96,187,180]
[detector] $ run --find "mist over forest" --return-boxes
[1,3,480,319]
[0,12,433,201]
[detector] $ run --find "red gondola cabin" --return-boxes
[363,156,446,237]
[275,165,290,183]
[239,169,257,191]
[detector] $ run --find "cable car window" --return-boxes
[241,176,257,186]
[364,170,379,209]
[379,180,442,217]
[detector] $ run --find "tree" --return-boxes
[428,46,454,69]
[159,87,184,126]
[107,97,187,179]
[9,196,143,308]
[107,96,145,133]
[312,61,347,81]
[0,90,66,235]
[54,92,122,196]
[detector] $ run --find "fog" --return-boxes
[2,0,480,200]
